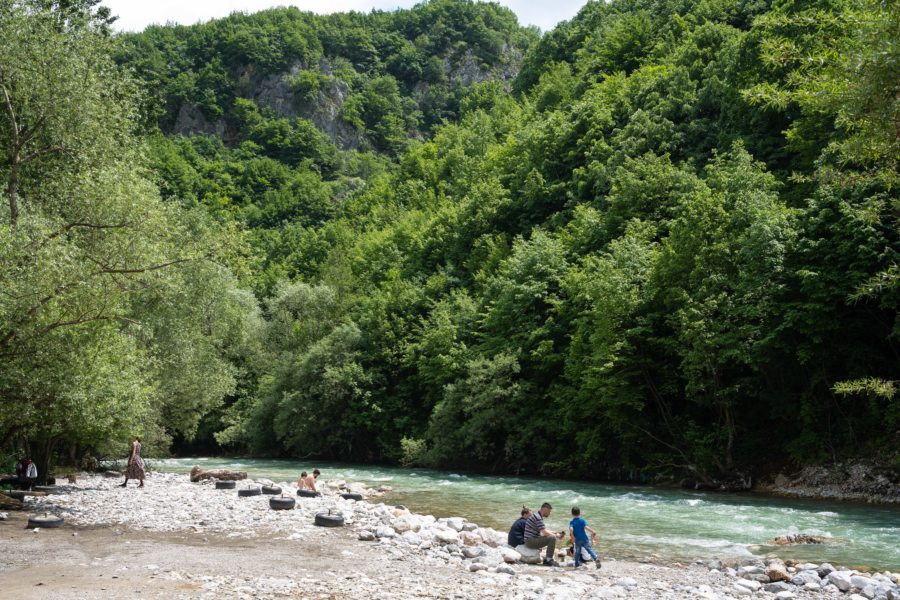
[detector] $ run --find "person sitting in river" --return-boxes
[507,505,532,547]
[523,502,565,567]
[298,469,320,493]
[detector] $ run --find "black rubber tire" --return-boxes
[269,496,296,510]
[27,514,64,529]
[340,493,363,501]
[297,489,320,498]
[261,485,281,495]
[6,490,26,500]
[237,487,261,497]
[215,480,236,490]
[314,512,344,527]
[33,485,56,494]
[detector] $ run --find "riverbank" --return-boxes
[1,473,898,599]
[757,460,900,505]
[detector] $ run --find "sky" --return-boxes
[100,1,590,34]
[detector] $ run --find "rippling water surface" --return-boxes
[154,457,900,570]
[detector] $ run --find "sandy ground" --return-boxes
[0,510,467,599]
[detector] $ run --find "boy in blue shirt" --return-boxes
[568,506,599,568]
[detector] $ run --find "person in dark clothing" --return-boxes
[507,505,532,547]
[15,458,38,490]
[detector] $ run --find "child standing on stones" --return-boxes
[568,506,599,569]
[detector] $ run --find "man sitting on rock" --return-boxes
[523,502,564,567]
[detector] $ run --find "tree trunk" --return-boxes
[29,434,56,485]
[6,157,18,227]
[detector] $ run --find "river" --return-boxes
[153,457,900,571]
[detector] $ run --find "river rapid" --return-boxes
[154,457,900,571]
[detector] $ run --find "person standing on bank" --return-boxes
[119,436,145,488]
[569,506,599,568]
[523,502,565,566]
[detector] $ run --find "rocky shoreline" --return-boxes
[4,472,899,599]
[757,461,900,505]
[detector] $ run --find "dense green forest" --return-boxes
[1,0,897,485]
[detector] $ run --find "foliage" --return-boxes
[5,0,899,482]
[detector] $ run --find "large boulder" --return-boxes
[515,544,542,565]
[190,466,247,482]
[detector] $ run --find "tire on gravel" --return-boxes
[215,480,236,490]
[314,511,344,527]
[32,485,56,494]
[261,485,281,495]
[340,493,363,501]
[269,496,296,510]
[297,489,320,498]
[237,487,261,497]
[27,514,64,528]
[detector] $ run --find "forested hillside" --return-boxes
[2,0,897,485]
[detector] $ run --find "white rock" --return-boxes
[401,531,422,546]
[468,563,488,572]
[615,577,637,588]
[459,531,483,546]
[829,571,854,592]
[775,592,795,600]
[736,579,762,592]
[852,575,875,589]
[434,528,459,544]
[375,526,396,539]
[496,565,516,576]
[732,583,752,596]
[358,530,375,541]
[500,547,521,564]
[514,544,542,565]
[791,570,822,587]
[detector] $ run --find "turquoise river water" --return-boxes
[154,457,899,571]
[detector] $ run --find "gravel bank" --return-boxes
[1,472,897,599]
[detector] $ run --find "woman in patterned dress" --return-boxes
[119,436,145,488]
